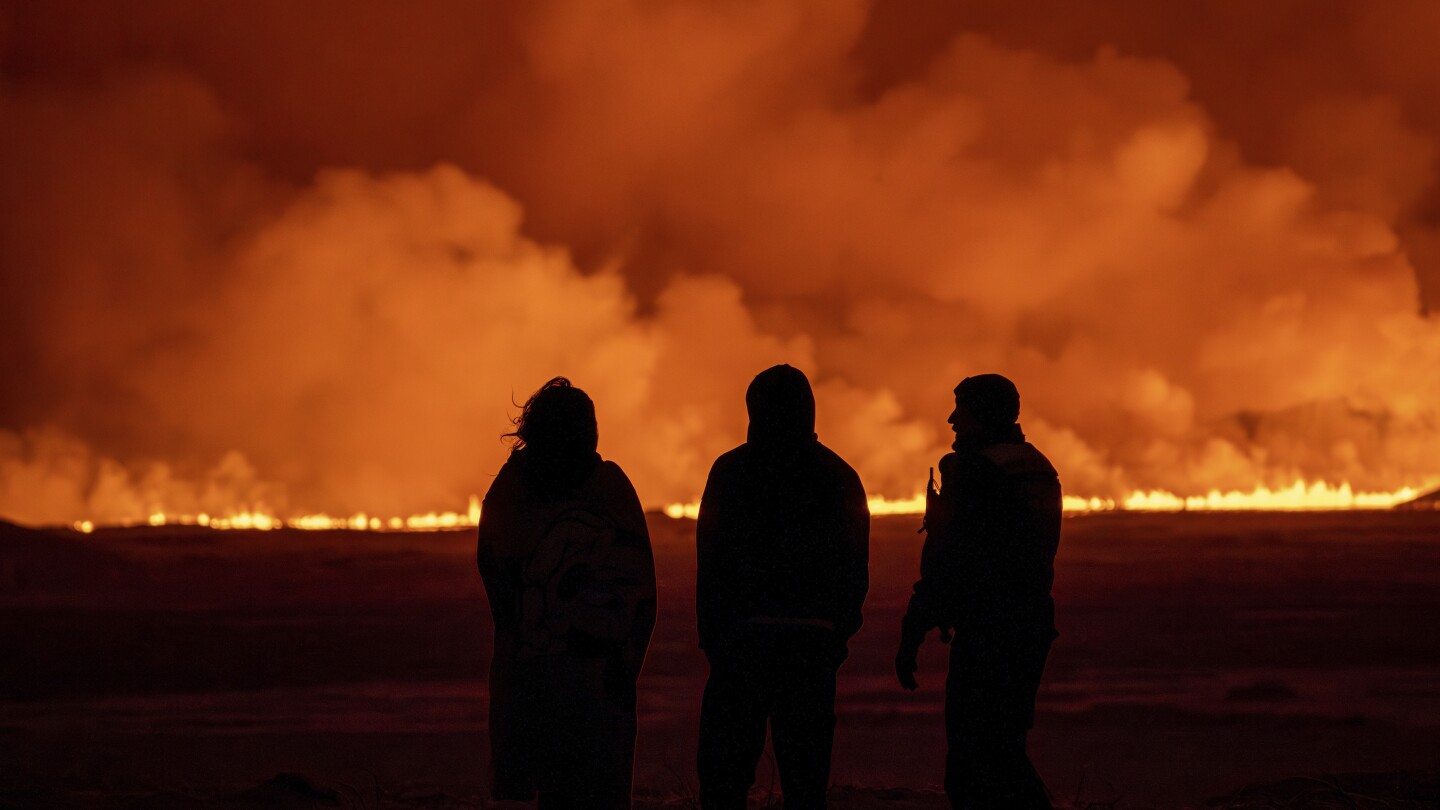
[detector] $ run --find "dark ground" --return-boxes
[2,512,1440,808]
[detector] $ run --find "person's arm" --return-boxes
[605,462,657,679]
[836,465,870,642]
[695,456,728,653]
[476,465,520,636]
[896,453,975,689]
[902,453,968,638]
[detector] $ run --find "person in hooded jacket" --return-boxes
[695,364,870,810]
[895,374,1061,810]
[477,377,657,810]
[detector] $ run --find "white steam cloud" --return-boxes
[1,1,1438,523]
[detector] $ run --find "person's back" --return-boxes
[697,440,866,647]
[696,365,869,810]
[477,377,657,810]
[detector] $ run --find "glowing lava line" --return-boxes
[66,480,1436,533]
[662,480,1437,519]
[72,496,484,534]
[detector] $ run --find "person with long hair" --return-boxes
[477,377,657,810]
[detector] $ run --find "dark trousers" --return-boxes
[491,656,637,810]
[944,637,1052,810]
[697,625,842,810]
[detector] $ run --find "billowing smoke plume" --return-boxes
[2,0,1438,523]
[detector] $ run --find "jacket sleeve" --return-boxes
[836,465,870,641]
[604,462,657,680]
[695,457,727,652]
[476,464,520,636]
[902,452,978,641]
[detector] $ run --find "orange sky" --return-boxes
[2,1,1439,522]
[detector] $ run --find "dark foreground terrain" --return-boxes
[3,512,1440,808]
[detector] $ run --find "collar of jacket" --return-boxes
[952,422,1026,454]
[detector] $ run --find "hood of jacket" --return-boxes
[745,364,817,448]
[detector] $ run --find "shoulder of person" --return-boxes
[590,459,650,535]
[815,441,864,486]
[707,444,749,477]
[481,454,523,505]
[939,450,1001,484]
[594,457,627,481]
[586,458,636,496]
[978,442,1058,479]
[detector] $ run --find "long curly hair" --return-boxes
[504,376,598,457]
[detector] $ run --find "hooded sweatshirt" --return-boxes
[695,365,870,651]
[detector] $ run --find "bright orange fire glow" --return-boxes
[659,479,1437,522]
[6,3,1440,537]
[72,496,485,534]
[1110,481,1431,512]
[67,479,1435,534]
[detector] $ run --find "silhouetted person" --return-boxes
[695,364,869,810]
[895,374,1061,810]
[477,377,657,810]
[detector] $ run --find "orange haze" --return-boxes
[2,1,1439,524]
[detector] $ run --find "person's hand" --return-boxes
[895,641,920,691]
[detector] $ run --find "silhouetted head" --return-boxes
[950,374,1021,446]
[506,377,599,459]
[745,364,816,446]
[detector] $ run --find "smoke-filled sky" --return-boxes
[3,0,1440,523]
